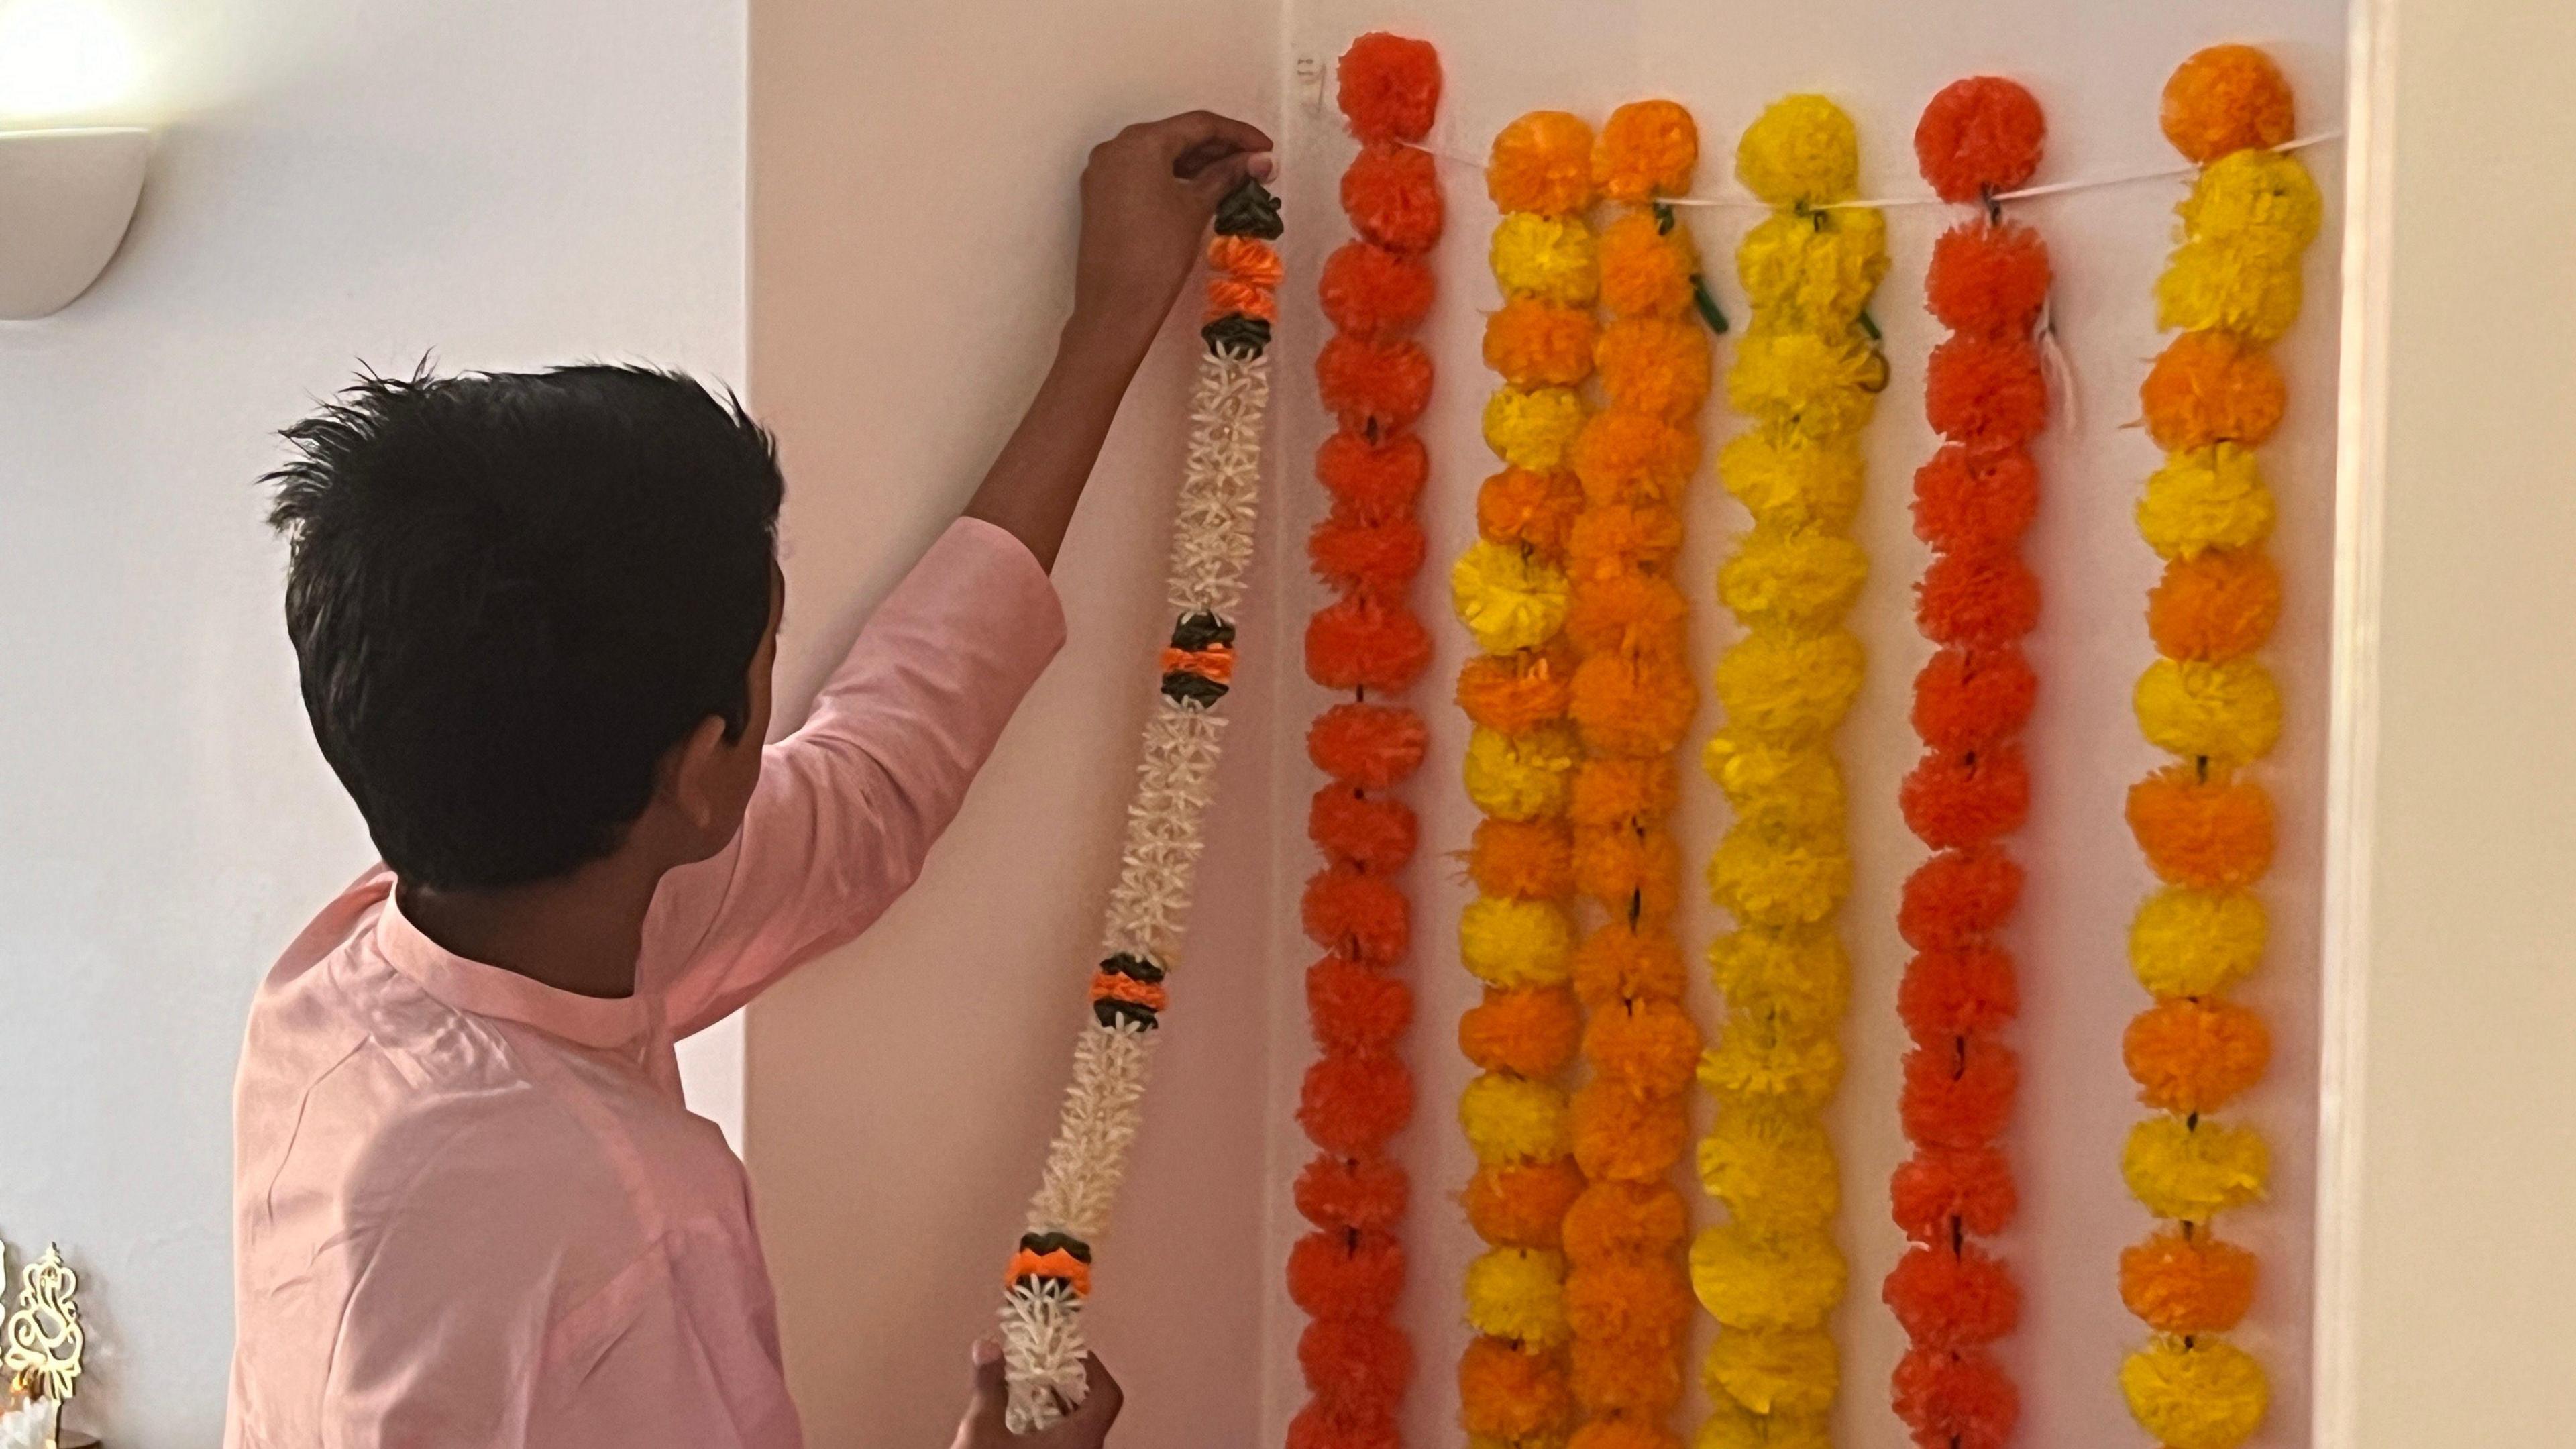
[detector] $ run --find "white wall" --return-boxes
[0,1,744,1439]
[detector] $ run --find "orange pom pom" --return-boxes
[1317,334,1434,435]
[1309,513,1426,593]
[1459,1337,1573,1439]
[1892,1345,2018,1449]
[1597,209,1697,319]
[1570,1081,1689,1181]
[1309,953,1411,1055]
[1206,278,1279,323]
[1303,863,1410,963]
[1571,411,1698,507]
[1342,141,1443,254]
[2141,330,2287,451]
[1594,99,1698,203]
[1456,646,1573,733]
[1462,985,1583,1077]
[1317,431,1428,523]
[1297,1152,1409,1232]
[1570,1420,1684,1449]
[1308,702,1427,789]
[1477,467,1585,557]
[1308,596,1432,694]
[1564,574,1688,658]
[1209,235,1285,288]
[2119,1228,2258,1334]
[1311,782,1417,872]
[1336,32,1442,144]
[1568,756,1678,829]
[1572,922,1688,1008]
[1569,651,1697,758]
[2125,997,2272,1114]
[1595,317,1712,421]
[1900,1036,2018,1149]
[1560,1179,1688,1264]
[1485,298,1599,388]
[1885,1243,2021,1348]
[1581,994,1699,1097]
[1925,334,2049,449]
[1469,817,1575,900]
[1301,1316,1414,1407]
[1289,1401,1399,1449]
[1913,445,2037,551]
[1299,1052,1413,1157]
[1566,504,1684,583]
[1568,1333,1685,1415]
[1898,847,2023,952]
[1917,547,2040,649]
[1289,1226,1405,1319]
[1900,744,2031,851]
[1321,241,1434,340]
[1488,111,1595,216]
[1466,1160,1587,1250]
[1916,76,2045,202]
[1891,1144,2017,1242]
[2125,765,2275,889]
[1898,945,2019,1044]
[2149,550,2282,662]
[1572,826,1684,921]
[1911,645,2037,753]
[2162,44,2296,164]
[1925,220,2051,335]
[1565,1255,1695,1348]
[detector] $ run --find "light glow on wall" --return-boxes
[0,0,138,123]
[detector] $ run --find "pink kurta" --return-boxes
[227,519,1064,1448]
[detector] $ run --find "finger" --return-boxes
[1048,1354,1124,1439]
[961,1336,1008,1430]
[1183,151,1263,205]
[1144,109,1274,164]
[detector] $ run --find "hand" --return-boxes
[1070,110,1275,356]
[950,1337,1125,1449]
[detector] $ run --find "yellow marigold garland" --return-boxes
[2115,44,2319,1449]
[1693,95,1884,1449]
[1454,107,1593,1449]
[1561,98,1709,1449]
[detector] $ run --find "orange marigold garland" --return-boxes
[1452,107,1594,1448]
[2115,45,2318,1449]
[1297,34,1441,1449]
[1692,95,1885,1449]
[1886,74,2049,1449]
[1561,99,1707,1449]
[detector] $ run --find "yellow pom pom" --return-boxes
[1466,1247,1572,1346]
[1461,895,1576,989]
[2139,444,2274,560]
[1453,539,1572,654]
[1718,527,1869,631]
[1466,724,1580,822]
[1461,1071,1572,1165]
[1697,1403,1831,1449]
[1707,926,1851,1024]
[2156,240,2306,343]
[2131,887,2267,998]
[1737,210,1888,332]
[2120,1336,2268,1449]
[1705,1327,1838,1417]
[1718,431,1863,532]
[1727,330,1886,440]
[2135,657,2282,765]
[1699,1004,1843,1107]
[1713,629,1865,743]
[1703,733,1845,837]
[2123,1114,2268,1220]
[1697,1104,1838,1232]
[2179,149,2323,254]
[1485,386,1590,472]
[1690,1222,1845,1330]
[1736,95,1860,207]
[1492,212,1600,305]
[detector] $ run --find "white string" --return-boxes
[1418,131,2342,212]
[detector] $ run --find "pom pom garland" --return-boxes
[1889,76,2046,1446]
[1702,94,1883,1449]
[1288,48,1436,1440]
[2113,61,2312,1442]
[1000,177,1279,1430]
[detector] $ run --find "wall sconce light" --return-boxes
[0,0,147,319]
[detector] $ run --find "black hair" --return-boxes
[266,363,785,890]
